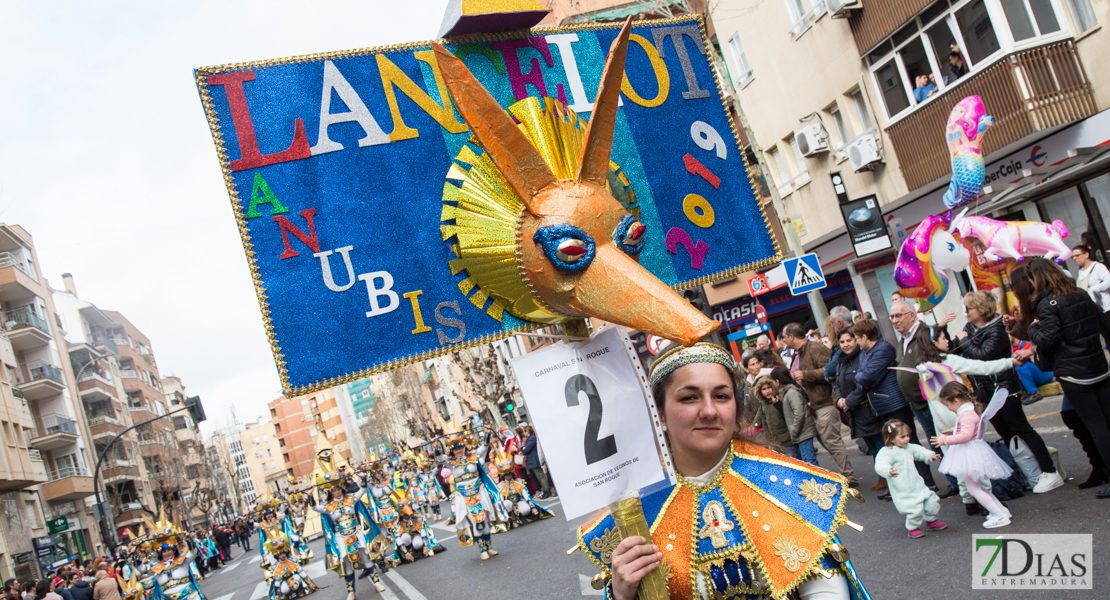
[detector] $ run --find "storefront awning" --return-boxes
[975,145,1110,213]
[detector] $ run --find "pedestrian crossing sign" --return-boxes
[783,253,826,295]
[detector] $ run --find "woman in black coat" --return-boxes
[833,328,881,456]
[952,290,1059,493]
[1011,259,1110,498]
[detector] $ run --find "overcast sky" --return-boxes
[0,0,450,435]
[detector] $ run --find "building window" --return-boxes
[768,146,789,182]
[262,462,268,472]
[1069,0,1098,31]
[788,135,807,175]
[785,0,825,38]
[727,33,754,87]
[266,448,272,457]
[851,90,872,133]
[829,103,851,148]
[172,416,188,430]
[262,435,269,443]
[270,460,276,470]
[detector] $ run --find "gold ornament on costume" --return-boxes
[587,527,621,565]
[772,536,811,573]
[432,16,718,346]
[116,570,144,600]
[262,524,291,555]
[697,500,735,550]
[313,431,346,490]
[142,506,182,551]
[798,479,837,511]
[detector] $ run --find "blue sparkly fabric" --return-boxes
[195,16,778,393]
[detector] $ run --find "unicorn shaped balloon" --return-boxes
[893,211,970,311]
[951,208,1070,262]
[432,18,717,345]
[943,96,994,210]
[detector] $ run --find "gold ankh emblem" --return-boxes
[697,500,735,549]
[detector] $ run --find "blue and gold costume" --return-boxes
[492,448,552,528]
[579,440,871,600]
[139,509,207,600]
[261,524,318,600]
[446,434,507,558]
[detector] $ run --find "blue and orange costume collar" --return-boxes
[577,440,870,600]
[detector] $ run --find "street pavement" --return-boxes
[196,395,1107,600]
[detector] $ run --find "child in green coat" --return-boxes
[875,420,948,538]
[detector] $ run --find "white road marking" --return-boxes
[430,521,455,533]
[250,555,261,564]
[540,499,561,508]
[304,561,325,580]
[579,574,603,596]
[377,581,400,600]
[384,570,428,600]
[222,561,242,573]
[212,593,235,600]
[248,581,269,600]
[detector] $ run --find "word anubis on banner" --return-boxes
[245,173,467,345]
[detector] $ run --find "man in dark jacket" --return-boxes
[783,323,858,485]
[890,302,941,489]
[520,427,553,498]
[69,574,93,600]
[213,526,232,563]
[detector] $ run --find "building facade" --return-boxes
[269,392,351,480]
[0,224,102,573]
[162,376,213,527]
[708,0,1109,337]
[239,422,284,499]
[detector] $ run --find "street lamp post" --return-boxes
[90,394,204,556]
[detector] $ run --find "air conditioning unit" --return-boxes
[847,134,883,172]
[827,0,862,18]
[795,125,828,157]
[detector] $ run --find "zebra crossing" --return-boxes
[203,556,428,600]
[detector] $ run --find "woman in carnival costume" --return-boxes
[261,524,319,600]
[445,433,508,560]
[255,495,314,567]
[313,457,389,597]
[140,509,207,600]
[578,343,871,600]
[492,448,553,529]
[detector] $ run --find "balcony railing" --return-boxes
[2,306,50,336]
[21,360,65,385]
[91,331,118,354]
[0,251,36,280]
[36,413,78,436]
[48,465,91,481]
[847,0,932,55]
[788,0,828,39]
[887,40,1097,191]
[119,369,139,380]
[27,449,42,461]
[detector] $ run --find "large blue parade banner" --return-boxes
[195,16,779,395]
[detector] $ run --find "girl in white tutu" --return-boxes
[931,382,1014,528]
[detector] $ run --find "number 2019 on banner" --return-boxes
[665,121,727,271]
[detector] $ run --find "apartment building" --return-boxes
[100,311,186,523]
[52,274,158,546]
[709,0,1109,335]
[203,424,250,515]
[239,422,284,498]
[162,376,212,527]
[0,224,102,570]
[269,390,350,479]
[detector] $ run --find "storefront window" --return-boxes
[954,0,1001,64]
[1038,187,1088,272]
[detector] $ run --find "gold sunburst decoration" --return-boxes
[441,96,637,324]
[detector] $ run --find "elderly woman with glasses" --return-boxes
[951,291,1063,494]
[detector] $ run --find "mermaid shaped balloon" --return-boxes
[943,96,994,210]
[894,212,970,311]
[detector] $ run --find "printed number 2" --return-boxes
[565,374,618,465]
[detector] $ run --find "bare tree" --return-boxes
[456,346,506,426]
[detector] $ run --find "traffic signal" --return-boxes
[506,402,515,411]
[185,396,206,423]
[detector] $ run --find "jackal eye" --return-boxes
[614,215,646,255]
[533,225,596,273]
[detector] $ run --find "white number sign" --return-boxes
[511,327,666,520]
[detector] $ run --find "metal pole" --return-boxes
[92,405,190,556]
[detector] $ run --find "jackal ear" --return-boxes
[431,43,555,213]
[576,16,633,188]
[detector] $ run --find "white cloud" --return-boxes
[0,0,450,434]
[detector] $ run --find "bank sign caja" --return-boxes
[195,16,779,394]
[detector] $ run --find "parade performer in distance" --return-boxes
[579,344,871,600]
[286,475,311,537]
[420,466,445,522]
[261,524,319,600]
[311,435,390,597]
[140,508,208,600]
[445,433,507,560]
[492,448,553,529]
[392,490,445,562]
